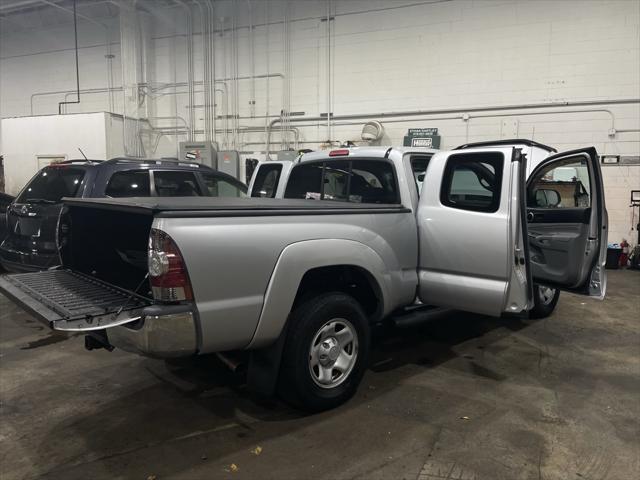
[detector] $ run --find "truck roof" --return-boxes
[298,146,439,163]
[454,139,557,153]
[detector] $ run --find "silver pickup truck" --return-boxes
[0,142,607,411]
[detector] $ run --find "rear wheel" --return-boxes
[530,284,560,319]
[278,292,370,412]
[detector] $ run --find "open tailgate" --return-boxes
[0,270,151,331]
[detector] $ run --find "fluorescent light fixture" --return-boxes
[601,155,620,164]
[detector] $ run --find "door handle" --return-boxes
[528,234,552,246]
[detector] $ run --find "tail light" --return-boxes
[148,228,193,302]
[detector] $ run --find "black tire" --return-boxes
[278,292,370,412]
[530,284,560,319]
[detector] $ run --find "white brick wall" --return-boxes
[1,0,639,243]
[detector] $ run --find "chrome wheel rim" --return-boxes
[538,286,556,306]
[309,318,358,389]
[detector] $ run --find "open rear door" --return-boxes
[526,147,607,298]
[417,147,530,316]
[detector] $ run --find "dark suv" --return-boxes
[0,158,246,272]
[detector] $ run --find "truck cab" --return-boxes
[251,140,599,316]
[250,139,559,202]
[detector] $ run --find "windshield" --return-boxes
[17,166,85,203]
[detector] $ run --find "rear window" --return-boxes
[284,160,399,204]
[283,163,324,200]
[17,166,85,203]
[105,170,151,197]
[154,171,202,196]
[251,163,283,198]
[201,172,247,197]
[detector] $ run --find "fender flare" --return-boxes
[246,238,391,349]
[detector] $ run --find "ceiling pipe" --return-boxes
[293,109,616,130]
[325,0,331,143]
[193,0,210,142]
[264,98,640,158]
[56,0,80,115]
[231,0,239,149]
[174,0,194,141]
[39,0,115,113]
[31,75,283,114]
[151,0,456,41]
[246,0,255,118]
[206,0,216,143]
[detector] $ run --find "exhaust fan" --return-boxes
[361,121,384,143]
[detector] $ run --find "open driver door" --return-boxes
[525,147,607,298]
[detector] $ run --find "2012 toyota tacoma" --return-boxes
[0,141,607,411]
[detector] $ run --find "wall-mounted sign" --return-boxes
[408,128,438,136]
[411,138,435,147]
[403,128,441,149]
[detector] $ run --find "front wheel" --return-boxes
[530,284,560,319]
[278,292,370,412]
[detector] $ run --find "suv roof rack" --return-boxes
[454,139,557,153]
[104,157,212,168]
[53,159,104,165]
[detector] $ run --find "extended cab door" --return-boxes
[417,148,530,316]
[248,161,292,198]
[526,147,607,298]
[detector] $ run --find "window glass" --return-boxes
[284,160,399,204]
[201,172,247,197]
[154,171,202,196]
[322,161,350,201]
[284,163,323,199]
[350,161,398,203]
[17,166,85,203]
[440,153,503,212]
[528,158,590,208]
[410,155,432,195]
[251,163,282,198]
[105,170,151,197]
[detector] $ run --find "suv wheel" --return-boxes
[278,292,370,412]
[530,284,560,319]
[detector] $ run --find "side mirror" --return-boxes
[534,189,561,207]
[575,192,589,207]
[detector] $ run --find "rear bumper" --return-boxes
[0,268,197,358]
[106,306,198,358]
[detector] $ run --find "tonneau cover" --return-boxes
[62,196,410,217]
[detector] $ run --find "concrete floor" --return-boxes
[1,270,638,480]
